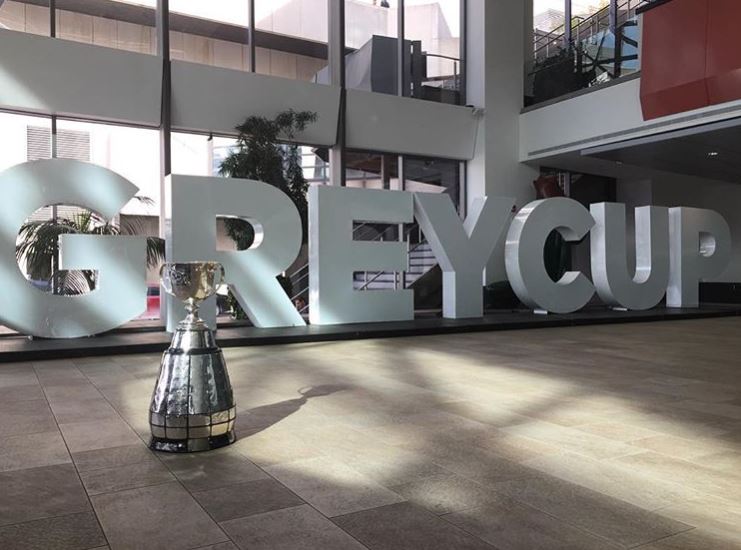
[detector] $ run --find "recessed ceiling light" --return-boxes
[708,151,719,157]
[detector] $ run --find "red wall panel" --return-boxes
[640,0,709,120]
[705,0,741,105]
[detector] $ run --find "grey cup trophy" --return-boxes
[149,262,236,453]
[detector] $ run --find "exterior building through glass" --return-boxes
[0,0,466,329]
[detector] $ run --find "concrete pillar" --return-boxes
[466,0,539,283]
[328,0,346,186]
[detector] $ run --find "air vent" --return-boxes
[26,126,91,162]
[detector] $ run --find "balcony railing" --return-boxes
[529,0,651,105]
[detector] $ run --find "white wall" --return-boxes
[520,77,741,162]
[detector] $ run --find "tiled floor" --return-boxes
[0,318,740,549]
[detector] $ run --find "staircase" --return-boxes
[353,242,437,291]
[288,225,439,314]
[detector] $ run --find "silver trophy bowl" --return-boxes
[149,261,236,453]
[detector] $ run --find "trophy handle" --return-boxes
[159,264,173,296]
[214,264,226,289]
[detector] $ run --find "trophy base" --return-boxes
[149,431,236,453]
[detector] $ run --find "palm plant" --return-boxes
[16,199,165,295]
[219,109,317,248]
[218,109,317,319]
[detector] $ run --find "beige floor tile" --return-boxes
[391,473,498,514]
[689,449,741,474]
[574,421,662,442]
[445,495,621,550]
[158,447,268,492]
[501,419,642,460]
[632,433,733,461]
[524,451,697,510]
[91,482,228,549]
[265,455,404,517]
[0,399,58,438]
[493,475,693,548]
[0,384,45,403]
[48,396,121,425]
[0,511,106,550]
[638,528,741,550]
[193,478,304,522]
[221,504,366,550]
[0,464,91,527]
[80,459,174,495]
[0,430,71,473]
[334,501,493,550]
[59,418,143,453]
[611,451,741,497]
[72,443,158,473]
[233,427,325,467]
[655,494,741,542]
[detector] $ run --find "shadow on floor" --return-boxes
[238,384,348,436]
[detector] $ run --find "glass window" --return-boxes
[254,0,329,82]
[54,1,157,54]
[403,0,462,104]
[0,114,162,323]
[533,0,566,62]
[172,132,214,176]
[55,120,161,315]
[404,155,460,207]
[0,113,49,333]
[0,111,51,173]
[0,0,49,36]
[169,0,250,71]
[345,150,400,190]
[55,120,160,216]
[344,150,460,210]
[344,0,399,95]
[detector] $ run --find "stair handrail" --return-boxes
[287,221,382,287]
[356,228,431,292]
[289,222,424,303]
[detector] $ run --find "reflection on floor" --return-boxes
[0,318,740,549]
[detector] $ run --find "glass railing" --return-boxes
[528,0,649,105]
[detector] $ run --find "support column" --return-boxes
[328,0,346,186]
[609,0,618,34]
[157,0,172,323]
[466,0,539,284]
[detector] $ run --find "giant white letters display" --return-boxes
[165,175,305,331]
[667,207,732,308]
[0,159,147,338]
[505,198,595,314]
[0,160,734,338]
[309,185,414,325]
[590,203,670,310]
[414,194,513,319]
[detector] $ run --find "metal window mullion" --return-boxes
[564,0,572,45]
[156,0,172,324]
[459,0,467,106]
[328,0,346,186]
[397,0,405,193]
[157,0,172,179]
[49,0,58,292]
[397,0,405,98]
[248,0,256,72]
[49,0,56,37]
